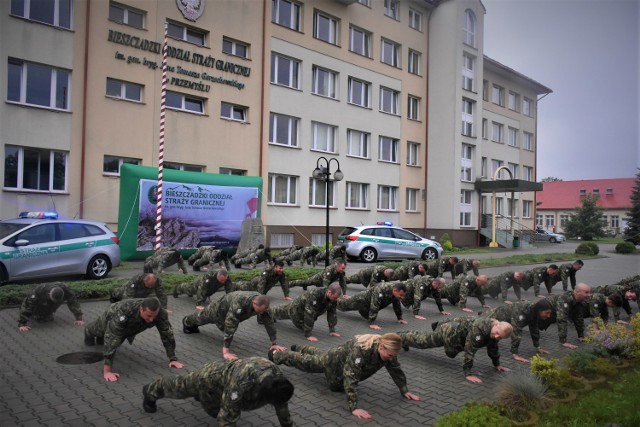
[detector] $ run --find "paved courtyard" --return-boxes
[1,243,638,426]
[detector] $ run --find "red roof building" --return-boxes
[536,178,635,235]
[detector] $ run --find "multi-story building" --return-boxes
[1,0,550,253]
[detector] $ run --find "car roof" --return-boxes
[0,217,107,227]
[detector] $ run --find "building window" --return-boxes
[384,0,399,19]
[379,86,400,115]
[460,189,472,205]
[462,98,474,136]
[378,136,399,163]
[523,166,533,181]
[311,122,337,153]
[270,233,294,247]
[491,159,504,178]
[508,127,518,147]
[496,197,504,216]
[4,145,67,192]
[268,174,297,205]
[482,119,488,139]
[409,8,422,31]
[408,49,421,75]
[269,113,299,147]
[309,178,335,207]
[523,201,533,218]
[357,0,370,6]
[461,144,473,182]
[523,97,533,117]
[536,214,543,227]
[222,37,249,59]
[579,188,587,196]
[481,157,487,178]
[610,215,619,228]
[491,85,505,106]
[463,9,476,47]
[347,129,370,159]
[349,25,371,57]
[221,102,247,122]
[381,39,401,68]
[312,66,337,99]
[348,77,371,108]
[11,0,72,29]
[167,21,207,46]
[460,212,472,227]
[103,155,140,176]
[106,78,143,102]
[407,142,419,166]
[378,185,398,211]
[346,182,368,209]
[166,91,204,114]
[271,53,300,89]
[219,167,247,176]
[109,1,144,29]
[482,80,489,101]
[164,162,203,172]
[406,188,418,212]
[508,91,519,111]
[491,122,504,143]
[272,0,301,31]
[560,213,569,226]
[460,190,472,226]
[311,233,333,246]
[407,95,420,120]
[523,132,533,150]
[507,198,518,217]
[545,215,555,228]
[507,162,519,179]
[461,165,472,182]
[592,188,600,195]
[462,53,474,91]
[7,59,70,110]
[313,10,339,45]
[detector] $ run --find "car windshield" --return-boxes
[0,222,29,239]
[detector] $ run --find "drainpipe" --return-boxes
[79,0,91,219]
[259,0,266,177]
[423,8,433,237]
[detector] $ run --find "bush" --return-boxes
[575,242,595,256]
[585,317,634,359]
[589,357,618,377]
[495,371,550,418]
[585,241,599,255]
[615,241,637,254]
[436,402,510,427]
[564,350,597,376]
[630,313,640,359]
[443,240,454,252]
[439,233,452,247]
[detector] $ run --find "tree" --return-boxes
[623,170,640,245]
[562,194,607,240]
[541,177,563,182]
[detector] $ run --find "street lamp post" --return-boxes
[313,157,344,267]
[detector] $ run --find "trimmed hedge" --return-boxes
[615,241,637,254]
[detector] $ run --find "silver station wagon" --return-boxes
[338,223,443,263]
[0,212,121,284]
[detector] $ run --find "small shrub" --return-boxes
[564,349,597,376]
[495,371,550,418]
[585,317,634,359]
[575,242,595,256]
[585,241,600,255]
[615,241,637,254]
[589,357,618,377]
[531,355,563,389]
[630,313,640,359]
[443,240,454,252]
[436,401,510,427]
[439,233,452,247]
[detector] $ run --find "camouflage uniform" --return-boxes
[482,301,542,354]
[174,270,232,306]
[521,266,554,297]
[18,283,83,326]
[549,262,580,291]
[408,261,427,278]
[398,317,502,376]
[401,276,445,315]
[145,357,293,426]
[367,265,393,288]
[592,284,629,321]
[182,291,277,349]
[337,282,403,325]
[187,246,214,266]
[316,245,347,265]
[547,292,586,344]
[270,287,337,337]
[143,248,187,274]
[227,266,290,298]
[438,256,457,280]
[192,248,231,271]
[276,248,303,266]
[390,265,411,281]
[271,337,409,412]
[584,293,610,322]
[290,264,347,294]
[454,275,486,309]
[231,246,258,264]
[345,264,387,288]
[608,276,640,313]
[483,271,522,302]
[278,245,303,258]
[110,274,168,308]
[452,259,480,280]
[300,246,320,267]
[235,248,273,269]
[84,299,176,366]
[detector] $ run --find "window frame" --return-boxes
[269,113,299,147]
[11,0,73,29]
[4,145,68,192]
[270,53,301,89]
[406,188,419,212]
[377,185,398,211]
[166,20,207,46]
[522,131,533,150]
[7,59,71,111]
[272,0,301,31]
[311,121,337,153]
[523,97,533,117]
[313,10,339,45]
[462,98,474,136]
[379,86,400,115]
[103,155,140,176]
[222,37,249,59]
[378,136,399,163]
[220,102,248,122]
[384,0,400,20]
[165,91,205,114]
[164,162,204,173]
[508,91,519,111]
[407,95,420,120]
[348,77,371,108]
[309,178,336,208]
[407,142,419,166]
[491,84,505,106]
[409,8,422,31]
[463,9,476,47]
[508,127,518,147]
[109,1,144,29]
[408,49,421,75]
[491,122,504,143]
[311,65,338,99]
[349,25,372,58]
[346,181,369,209]
[106,78,143,103]
[462,53,474,91]
[268,173,298,205]
[347,129,370,159]
[381,38,401,68]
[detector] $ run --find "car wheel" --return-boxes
[422,248,438,260]
[87,255,111,280]
[549,237,557,243]
[360,248,378,263]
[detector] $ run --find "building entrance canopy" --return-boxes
[475,179,543,193]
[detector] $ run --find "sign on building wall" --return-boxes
[118,164,261,260]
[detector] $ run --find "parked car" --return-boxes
[337,223,443,263]
[535,228,566,243]
[0,212,120,284]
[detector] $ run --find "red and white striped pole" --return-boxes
[154,23,169,251]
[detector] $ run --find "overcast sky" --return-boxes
[482,0,639,181]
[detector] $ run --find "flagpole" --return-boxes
[155,22,169,251]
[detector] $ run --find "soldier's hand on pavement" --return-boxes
[329,332,341,337]
[617,320,629,325]
[306,336,318,342]
[482,304,491,308]
[368,324,382,330]
[440,311,451,316]
[465,375,483,384]
[169,361,184,369]
[562,343,578,349]
[104,372,120,382]
[397,319,408,324]
[513,354,530,363]
[223,352,238,360]
[352,409,373,420]
[74,320,85,326]
[270,344,287,352]
[165,309,172,314]
[537,347,550,355]
[19,326,31,332]
[403,392,421,401]
[414,315,427,320]
[496,365,510,373]
[504,301,513,305]
[462,308,473,313]
[537,295,546,298]
[342,294,352,300]
[284,297,293,301]
[196,306,205,310]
